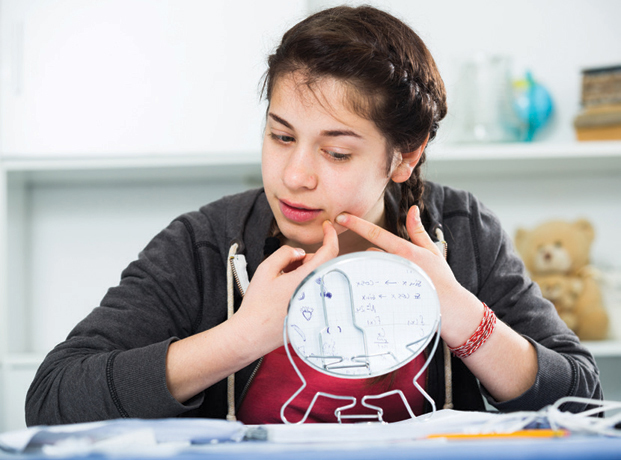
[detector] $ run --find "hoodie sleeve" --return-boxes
[458,193,603,412]
[25,216,214,426]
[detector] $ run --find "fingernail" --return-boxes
[296,248,305,257]
[413,205,421,222]
[335,214,346,224]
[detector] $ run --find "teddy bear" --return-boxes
[515,219,609,341]
[534,274,582,331]
[533,272,608,340]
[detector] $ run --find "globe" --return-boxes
[513,71,554,142]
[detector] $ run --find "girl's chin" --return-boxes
[279,226,325,250]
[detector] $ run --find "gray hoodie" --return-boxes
[25,182,602,425]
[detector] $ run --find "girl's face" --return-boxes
[262,73,398,253]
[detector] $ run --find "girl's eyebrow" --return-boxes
[320,128,362,139]
[268,112,362,139]
[268,112,294,130]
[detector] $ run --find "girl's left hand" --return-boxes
[336,206,539,401]
[337,206,539,402]
[335,205,483,347]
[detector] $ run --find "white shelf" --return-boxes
[1,152,262,169]
[2,152,264,185]
[431,140,621,160]
[426,140,621,178]
[583,341,621,358]
[2,340,621,369]
[1,354,45,368]
[3,140,621,184]
[4,140,621,164]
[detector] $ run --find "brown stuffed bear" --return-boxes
[515,219,609,341]
[515,219,594,276]
[534,274,582,331]
[533,273,608,340]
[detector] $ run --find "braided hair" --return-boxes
[262,5,447,241]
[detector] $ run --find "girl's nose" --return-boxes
[282,147,318,190]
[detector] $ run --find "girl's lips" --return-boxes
[279,200,321,223]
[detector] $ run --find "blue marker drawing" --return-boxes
[291,324,306,341]
[301,306,314,321]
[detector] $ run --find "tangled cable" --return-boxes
[548,397,621,437]
[471,397,621,437]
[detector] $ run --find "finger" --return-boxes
[406,206,442,256]
[263,245,306,278]
[366,247,385,252]
[282,221,339,279]
[281,222,339,284]
[281,258,304,274]
[304,220,339,269]
[335,212,405,254]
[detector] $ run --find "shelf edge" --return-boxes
[582,340,621,357]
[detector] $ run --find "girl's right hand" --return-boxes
[166,221,338,404]
[234,220,339,354]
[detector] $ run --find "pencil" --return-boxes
[427,429,569,440]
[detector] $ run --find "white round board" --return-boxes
[286,252,441,378]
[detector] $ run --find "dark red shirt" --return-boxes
[237,345,427,424]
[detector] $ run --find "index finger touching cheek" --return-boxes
[335,212,404,254]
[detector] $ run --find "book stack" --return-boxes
[574,65,621,141]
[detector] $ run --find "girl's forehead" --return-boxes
[273,73,349,112]
[270,73,381,136]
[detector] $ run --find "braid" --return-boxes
[396,181,415,241]
[393,154,425,242]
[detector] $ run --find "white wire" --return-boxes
[547,397,621,437]
[473,397,621,437]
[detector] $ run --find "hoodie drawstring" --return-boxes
[226,243,239,421]
[435,227,453,410]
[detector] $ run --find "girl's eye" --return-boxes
[324,150,351,162]
[269,132,295,144]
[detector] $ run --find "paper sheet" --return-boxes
[0,418,246,454]
[251,409,504,443]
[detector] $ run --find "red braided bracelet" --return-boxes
[448,303,497,359]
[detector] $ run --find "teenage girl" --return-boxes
[26,5,601,425]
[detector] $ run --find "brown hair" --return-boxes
[262,5,447,241]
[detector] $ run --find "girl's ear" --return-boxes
[390,134,429,183]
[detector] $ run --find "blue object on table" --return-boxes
[513,71,554,142]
